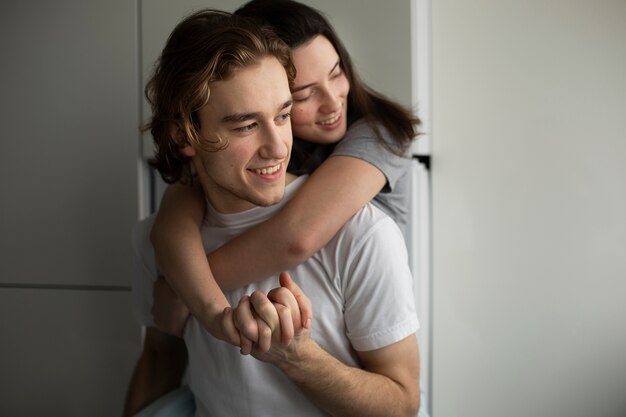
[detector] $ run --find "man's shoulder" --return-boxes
[332,203,404,252]
[347,202,397,229]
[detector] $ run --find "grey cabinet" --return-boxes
[0,1,139,288]
[0,1,142,415]
[0,289,140,416]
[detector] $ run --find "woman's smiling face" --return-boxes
[290,35,350,144]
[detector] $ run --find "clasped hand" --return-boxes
[219,272,313,356]
[152,272,313,355]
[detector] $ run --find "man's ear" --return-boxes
[170,123,196,157]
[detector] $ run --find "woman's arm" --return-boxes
[151,156,385,337]
[150,183,238,344]
[208,155,386,287]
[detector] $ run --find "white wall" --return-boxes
[431,1,626,416]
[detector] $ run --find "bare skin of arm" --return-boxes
[236,277,421,417]
[151,156,386,340]
[271,333,421,417]
[123,327,187,417]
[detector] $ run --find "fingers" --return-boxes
[267,286,300,336]
[234,296,259,345]
[239,329,253,355]
[249,290,297,348]
[219,307,241,347]
[230,273,313,355]
[249,290,280,333]
[233,295,273,354]
[279,271,313,330]
[273,302,294,346]
[254,317,272,353]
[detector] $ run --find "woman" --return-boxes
[151,0,421,344]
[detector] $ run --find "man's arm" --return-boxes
[239,276,420,417]
[123,327,188,417]
[151,276,190,338]
[257,328,420,417]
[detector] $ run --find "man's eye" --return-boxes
[235,123,257,133]
[276,112,291,122]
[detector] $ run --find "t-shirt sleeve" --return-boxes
[340,206,419,351]
[331,120,409,193]
[130,215,158,327]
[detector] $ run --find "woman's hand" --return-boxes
[231,272,313,354]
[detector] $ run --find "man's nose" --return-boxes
[259,124,289,159]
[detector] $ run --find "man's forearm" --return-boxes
[273,338,420,417]
[123,328,188,417]
[123,350,165,417]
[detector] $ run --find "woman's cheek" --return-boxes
[291,105,312,126]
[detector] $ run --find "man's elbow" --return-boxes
[398,380,420,417]
[405,390,421,417]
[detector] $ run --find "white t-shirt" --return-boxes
[132,176,419,417]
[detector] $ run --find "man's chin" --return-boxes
[254,192,285,208]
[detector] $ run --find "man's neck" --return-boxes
[285,172,298,185]
[203,172,300,215]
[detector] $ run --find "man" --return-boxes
[125,10,420,417]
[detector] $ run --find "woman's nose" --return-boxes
[320,87,342,113]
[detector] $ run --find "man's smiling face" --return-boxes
[182,57,293,213]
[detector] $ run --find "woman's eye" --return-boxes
[293,88,316,102]
[293,94,311,103]
[235,122,257,133]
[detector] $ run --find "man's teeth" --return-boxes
[253,164,280,175]
[318,114,340,125]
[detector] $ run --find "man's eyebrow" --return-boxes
[280,99,293,110]
[221,112,259,123]
[292,59,341,93]
[221,99,293,123]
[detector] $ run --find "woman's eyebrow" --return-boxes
[292,82,315,93]
[328,59,340,75]
[292,59,341,93]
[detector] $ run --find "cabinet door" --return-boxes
[0,0,139,287]
[0,288,141,416]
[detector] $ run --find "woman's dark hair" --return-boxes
[235,0,421,155]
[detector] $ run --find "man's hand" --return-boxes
[152,271,313,354]
[272,271,313,331]
[152,276,190,338]
[250,272,314,365]
[232,272,313,355]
